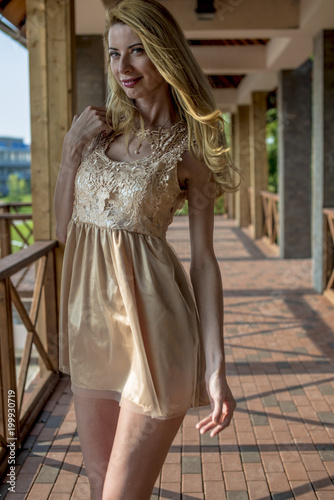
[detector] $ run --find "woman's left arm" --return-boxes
[182,152,237,437]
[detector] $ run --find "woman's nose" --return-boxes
[119,54,132,74]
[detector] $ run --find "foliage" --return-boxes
[6,174,30,202]
[10,221,34,253]
[0,193,32,213]
[266,108,278,193]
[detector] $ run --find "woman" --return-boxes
[54,0,240,498]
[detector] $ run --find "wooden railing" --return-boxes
[0,240,60,478]
[260,190,279,245]
[323,208,334,304]
[0,203,33,258]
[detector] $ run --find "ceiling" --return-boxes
[75,0,334,111]
[1,0,334,112]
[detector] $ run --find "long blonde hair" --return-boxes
[103,0,241,196]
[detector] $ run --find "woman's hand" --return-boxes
[196,368,237,438]
[65,105,111,154]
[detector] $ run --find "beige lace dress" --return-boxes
[59,122,210,419]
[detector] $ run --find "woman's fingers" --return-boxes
[196,414,213,431]
[67,105,111,145]
[196,395,236,437]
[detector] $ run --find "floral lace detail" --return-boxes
[71,123,189,238]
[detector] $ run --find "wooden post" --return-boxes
[26,0,76,241]
[249,92,268,239]
[26,0,75,371]
[235,106,251,228]
[0,278,20,440]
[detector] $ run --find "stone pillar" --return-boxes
[235,106,251,227]
[312,30,334,292]
[278,59,312,258]
[249,92,268,239]
[76,35,106,113]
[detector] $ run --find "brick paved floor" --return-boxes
[1,216,334,499]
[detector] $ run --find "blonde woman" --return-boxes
[55,0,240,498]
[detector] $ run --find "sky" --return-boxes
[0,30,31,145]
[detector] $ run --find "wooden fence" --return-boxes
[259,190,279,245]
[0,240,59,478]
[0,203,33,258]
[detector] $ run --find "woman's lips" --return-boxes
[122,77,142,88]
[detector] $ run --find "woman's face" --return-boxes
[108,23,168,101]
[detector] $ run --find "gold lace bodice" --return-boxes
[71,122,189,238]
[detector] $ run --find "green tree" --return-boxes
[7,174,27,202]
[266,108,278,193]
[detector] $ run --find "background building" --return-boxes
[0,136,31,196]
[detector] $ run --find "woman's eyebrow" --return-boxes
[108,42,143,51]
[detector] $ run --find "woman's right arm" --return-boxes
[54,106,110,244]
[54,135,85,243]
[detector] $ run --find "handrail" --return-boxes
[259,190,279,245]
[0,240,60,478]
[323,208,334,304]
[0,202,32,211]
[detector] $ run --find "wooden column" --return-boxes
[235,106,251,228]
[26,0,76,367]
[249,92,268,239]
[26,0,76,241]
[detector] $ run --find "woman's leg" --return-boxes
[102,400,185,500]
[73,394,120,500]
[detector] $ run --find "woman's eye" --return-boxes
[109,51,119,59]
[132,47,144,55]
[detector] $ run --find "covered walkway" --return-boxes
[1,215,334,500]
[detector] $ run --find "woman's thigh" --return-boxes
[102,400,185,500]
[73,394,120,493]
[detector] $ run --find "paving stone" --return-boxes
[226,492,249,500]
[240,451,261,463]
[317,412,334,424]
[246,355,262,362]
[44,416,64,429]
[271,493,294,500]
[261,395,279,407]
[318,449,334,461]
[288,386,306,395]
[182,456,201,474]
[276,362,291,369]
[258,351,272,358]
[35,464,60,483]
[250,414,269,426]
[30,440,52,457]
[200,433,219,446]
[278,401,298,412]
[319,384,334,395]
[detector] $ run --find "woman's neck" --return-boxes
[134,88,178,129]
